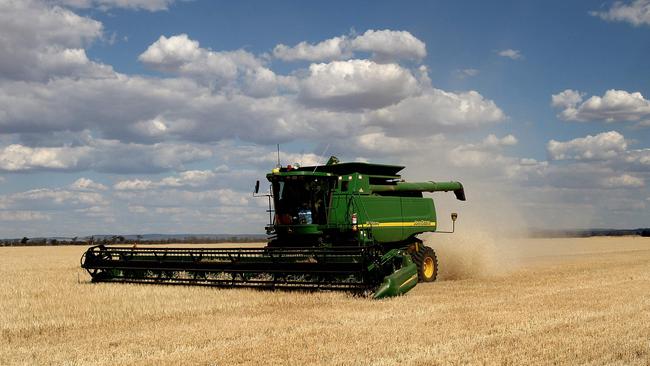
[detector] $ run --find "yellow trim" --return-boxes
[399,274,418,289]
[358,221,436,228]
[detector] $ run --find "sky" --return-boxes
[1,0,650,237]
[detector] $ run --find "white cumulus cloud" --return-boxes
[0,139,212,173]
[114,167,232,191]
[482,134,518,148]
[547,131,628,161]
[54,0,176,12]
[138,34,203,70]
[70,178,108,191]
[0,144,93,172]
[590,0,650,26]
[350,29,427,61]
[497,49,523,60]
[139,34,294,97]
[601,174,645,188]
[0,210,51,221]
[113,179,155,191]
[273,29,426,62]
[0,188,109,209]
[552,89,650,122]
[139,34,264,83]
[623,148,650,168]
[371,89,505,136]
[0,0,110,81]
[272,36,349,62]
[551,89,585,109]
[298,59,420,110]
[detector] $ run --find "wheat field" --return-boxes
[1,237,650,365]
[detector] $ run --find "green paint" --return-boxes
[373,255,418,299]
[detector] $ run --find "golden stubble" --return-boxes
[2,237,650,365]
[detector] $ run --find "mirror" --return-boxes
[254,180,260,194]
[451,212,458,222]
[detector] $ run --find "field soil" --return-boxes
[1,237,650,365]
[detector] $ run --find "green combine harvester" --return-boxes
[81,156,465,298]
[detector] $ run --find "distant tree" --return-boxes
[21,237,29,245]
[110,235,125,244]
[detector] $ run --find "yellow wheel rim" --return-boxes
[423,257,434,279]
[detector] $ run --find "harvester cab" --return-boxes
[81,156,465,299]
[263,157,464,243]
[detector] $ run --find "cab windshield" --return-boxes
[272,176,335,225]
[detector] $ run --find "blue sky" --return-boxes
[1,0,649,237]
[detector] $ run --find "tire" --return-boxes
[411,244,438,282]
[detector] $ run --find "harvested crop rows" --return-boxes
[2,237,650,365]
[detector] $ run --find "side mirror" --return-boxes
[451,212,458,222]
[254,180,260,194]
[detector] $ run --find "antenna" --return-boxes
[276,144,281,168]
[312,143,331,173]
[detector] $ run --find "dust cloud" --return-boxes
[421,192,530,280]
[422,230,506,280]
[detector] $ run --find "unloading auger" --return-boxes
[81,156,465,299]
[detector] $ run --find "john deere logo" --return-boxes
[413,220,435,226]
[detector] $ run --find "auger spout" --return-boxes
[369,181,466,201]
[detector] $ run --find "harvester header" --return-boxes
[81,156,466,299]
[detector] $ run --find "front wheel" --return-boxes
[412,245,438,282]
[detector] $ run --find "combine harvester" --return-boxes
[81,157,465,298]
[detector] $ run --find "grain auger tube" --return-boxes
[81,156,466,299]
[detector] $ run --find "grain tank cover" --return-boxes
[292,161,404,177]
